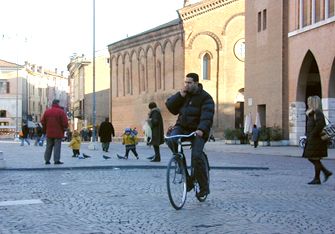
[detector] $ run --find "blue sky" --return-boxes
[1,0,184,73]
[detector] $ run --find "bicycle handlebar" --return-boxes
[164,131,197,140]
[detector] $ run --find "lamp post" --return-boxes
[89,0,97,150]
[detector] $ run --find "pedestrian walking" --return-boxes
[302,95,333,184]
[119,128,139,160]
[146,102,164,162]
[251,124,260,148]
[68,130,81,157]
[34,123,44,146]
[20,122,30,146]
[98,117,115,152]
[41,99,69,165]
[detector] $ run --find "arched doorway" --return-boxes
[295,51,322,138]
[297,51,322,102]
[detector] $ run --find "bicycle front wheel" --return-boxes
[166,156,187,210]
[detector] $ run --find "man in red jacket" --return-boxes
[41,99,69,165]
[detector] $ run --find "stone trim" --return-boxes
[187,31,222,50]
[179,0,239,22]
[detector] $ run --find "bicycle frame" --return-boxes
[165,132,209,209]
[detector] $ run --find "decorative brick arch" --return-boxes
[186,31,222,50]
[163,39,173,53]
[172,37,183,51]
[130,50,138,60]
[154,42,163,54]
[122,52,131,64]
[221,13,245,36]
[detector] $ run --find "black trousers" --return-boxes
[166,126,208,191]
[125,145,138,157]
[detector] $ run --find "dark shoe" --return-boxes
[45,161,50,165]
[147,155,155,160]
[135,155,139,160]
[308,179,321,185]
[197,189,208,198]
[324,172,333,182]
[150,157,160,162]
[72,155,76,157]
[54,161,64,165]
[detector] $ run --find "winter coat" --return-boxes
[251,127,260,142]
[122,133,138,146]
[165,84,215,139]
[147,108,164,146]
[41,104,68,139]
[99,121,115,143]
[22,125,29,138]
[303,109,328,158]
[68,136,81,150]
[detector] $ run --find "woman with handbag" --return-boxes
[302,96,332,184]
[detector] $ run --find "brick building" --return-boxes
[108,0,245,137]
[245,0,335,145]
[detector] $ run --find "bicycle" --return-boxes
[165,132,210,210]
[299,135,335,149]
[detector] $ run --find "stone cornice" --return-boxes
[178,0,239,21]
[109,27,183,54]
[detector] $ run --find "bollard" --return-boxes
[0,151,5,169]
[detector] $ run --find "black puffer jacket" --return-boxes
[303,109,328,158]
[165,84,214,138]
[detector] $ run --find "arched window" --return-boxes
[202,53,211,80]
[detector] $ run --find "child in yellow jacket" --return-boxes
[121,128,139,159]
[68,130,81,157]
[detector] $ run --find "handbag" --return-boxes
[320,116,335,141]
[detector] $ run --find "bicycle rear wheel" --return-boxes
[166,156,187,210]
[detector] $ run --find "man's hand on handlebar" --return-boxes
[195,130,203,137]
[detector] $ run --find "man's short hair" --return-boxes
[186,73,199,82]
[52,99,60,105]
[148,102,157,109]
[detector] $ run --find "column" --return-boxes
[325,0,329,18]
[289,101,306,145]
[312,0,316,23]
[299,0,304,28]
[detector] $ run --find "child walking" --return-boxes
[68,130,82,158]
[120,128,139,160]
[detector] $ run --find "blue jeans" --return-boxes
[165,126,208,191]
[20,138,30,146]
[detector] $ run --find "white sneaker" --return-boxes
[78,155,85,159]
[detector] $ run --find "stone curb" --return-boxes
[0,165,269,171]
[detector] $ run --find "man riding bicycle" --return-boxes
[165,72,215,197]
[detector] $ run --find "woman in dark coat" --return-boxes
[98,117,115,152]
[147,102,164,162]
[302,96,332,184]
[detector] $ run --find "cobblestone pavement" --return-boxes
[1,152,335,233]
[0,141,335,233]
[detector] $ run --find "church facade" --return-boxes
[108,0,245,136]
